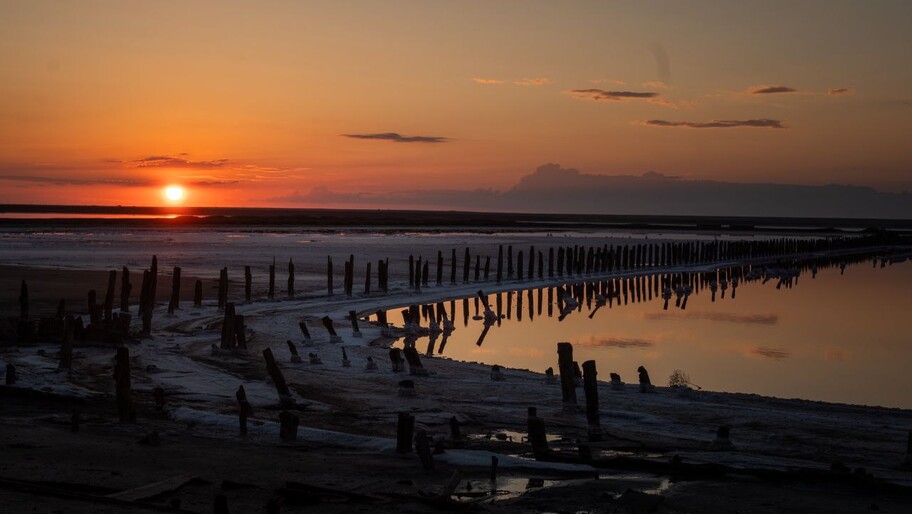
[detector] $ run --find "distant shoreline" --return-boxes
[2,204,911,232]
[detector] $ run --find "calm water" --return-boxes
[387,258,912,409]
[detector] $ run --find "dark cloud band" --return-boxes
[643,119,786,129]
[343,132,449,143]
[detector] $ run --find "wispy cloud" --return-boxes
[568,89,659,101]
[827,87,855,96]
[746,85,797,95]
[643,311,779,325]
[589,79,626,85]
[574,336,654,349]
[749,346,790,360]
[472,77,505,85]
[0,175,152,187]
[132,155,229,168]
[342,132,450,143]
[513,77,550,86]
[642,80,669,89]
[642,118,786,129]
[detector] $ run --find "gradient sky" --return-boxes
[1,0,910,209]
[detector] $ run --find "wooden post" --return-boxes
[436,251,444,285]
[529,246,535,280]
[474,255,480,281]
[364,262,372,294]
[450,249,457,285]
[538,251,544,279]
[415,430,434,470]
[120,266,131,312]
[150,255,158,307]
[234,314,247,350]
[220,303,236,350]
[396,412,415,453]
[527,407,549,459]
[497,245,503,284]
[422,260,429,286]
[104,269,116,322]
[287,258,295,298]
[322,316,340,341]
[236,385,252,436]
[279,411,299,442]
[463,248,470,283]
[218,267,228,311]
[167,266,181,315]
[245,266,252,303]
[582,360,602,441]
[114,347,134,423]
[490,456,498,482]
[517,250,524,281]
[507,245,513,278]
[548,247,555,277]
[484,256,491,281]
[557,342,577,411]
[349,310,361,337]
[263,348,294,407]
[298,321,311,343]
[193,280,203,307]
[408,254,415,287]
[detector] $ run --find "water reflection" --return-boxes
[372,251,912,408]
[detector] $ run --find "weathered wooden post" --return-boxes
[474,255,481,281]
[167,266,181,315]
[529,246,535,280]
[463,248,470,283]
[364,262,372,294]
[538,251,544,279]
[436,251,444,286]
[114,347,134,423]
[548,247,555,277]
[220,303,236,350]
[245,266,252,303]
[637,365,655,392]
[263,347,294,407]
[484,256,491,281]
[349,310,362,337]
[322,316,342,342]
[234,314,247,350]
[557,342,577,412]
[217,267,228,311]
[103,270,116,322]
[346,254,355,296]
[496,245,503,283]
[396,412,415,453]
[298,322,312,344]
[287,258,295,298]
[120,267,131,312]
[403,347,429,376]
[279,411,299,442]
[150,255,158,306]
[527,407,549,459]
[582,360,602,441]
[236,385,252,435]
[507,245,514,278]
[517,250,524,281]
[422,259,429,287]
[193,280,203,307]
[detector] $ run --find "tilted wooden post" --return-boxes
[263,347,294,408]
[557,342,577,412]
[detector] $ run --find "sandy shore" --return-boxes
[2,239,912,513]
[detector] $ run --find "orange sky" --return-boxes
[1,1,911,208]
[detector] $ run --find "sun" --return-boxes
[163,185,186,203]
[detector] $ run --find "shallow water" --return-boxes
[388,258,912,409]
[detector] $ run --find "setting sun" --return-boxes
[163,185,186,203]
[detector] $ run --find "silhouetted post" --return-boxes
[346,254,355,296]
[557,247,564,277]
[326,256,334,295]
[463,248,470,283]
[220,303,236,350]
[548,247,555,277]
[150,255,158,306]
[269,260,276,300]
[236,385,252,435]
[18,280,29,320]
[557,342,577,412]
[517,251,524,281]
[396,412,415,453]
[279,411,299,442]
[263,348,294,407]
[167,266,181,314]
[287,258,295,298]
[120,267,131,312]
[422,259,429,286]
[218,268,228,311]
[450,249,457,285]
[538,251,544,279]
[527,407,549,459]
[403,346,429,376]
[363,261,371,294]
[496,245,503,284]
[193,280,203,307]
[245,266,252,303]
[474,255,480,281]
[322,316,341,342]
[529,246,535,280]
[234,314,247,350]
[637,365,655,392]
[582,360,602,441]
[104,270,116,322]
[414,256,421,291]
[507,245,514,278]
[484,256,491,281]
[114,347,134,423]
[349,310,361,337]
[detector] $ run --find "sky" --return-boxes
[1,0,911,215]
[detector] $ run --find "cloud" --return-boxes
[643,311,778,325]
[342,132,449,143]
[0,174,152,187]
[568,89,660,101]
[642,118,786,129]
[642,80,669,89]
[513,77,550,86]
[472,77,505,85]
[574,336,654,349]
[746,85,797,95]
[749,346,790,360]
[132,155,229,169]
[590,79,626,85]
[827,87,855,96]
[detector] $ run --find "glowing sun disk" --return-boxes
[164,185,185,203]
